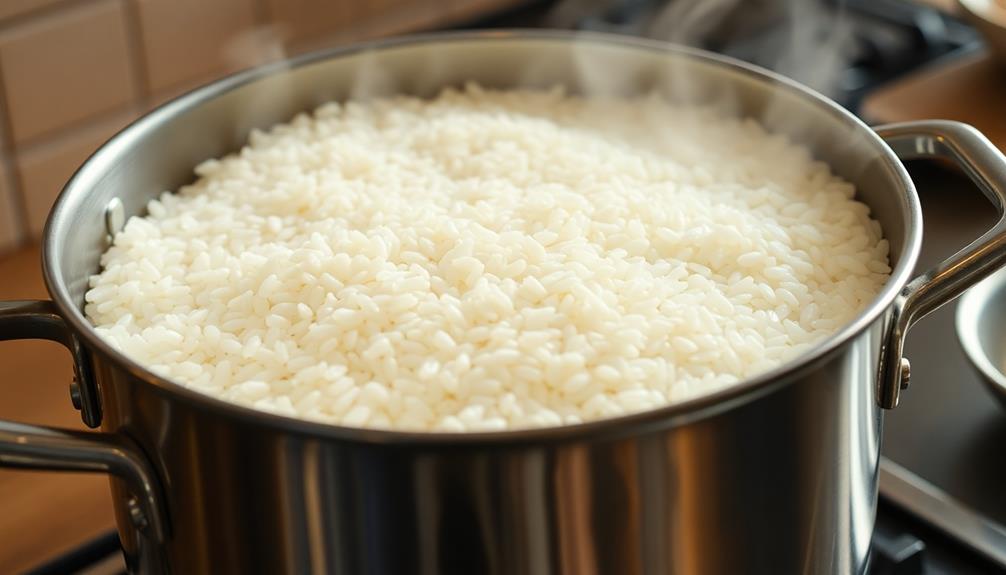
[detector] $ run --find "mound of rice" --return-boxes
[84,84,890,431]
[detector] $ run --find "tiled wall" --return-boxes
[0,0,526,256]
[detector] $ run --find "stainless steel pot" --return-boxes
[3,31,1006,575]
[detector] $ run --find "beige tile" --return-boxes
[0,164,22,255]
[0,0,68,23]
[264,0,354,46]
[296,0,447,49]
[143,27,289,116]
[0,1,136,145]
[17,112,137,238]
[0,103,6,153]
[135,0,258,94]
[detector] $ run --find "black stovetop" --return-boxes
[872,159,1006,574]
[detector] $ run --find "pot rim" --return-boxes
[42,29,921,445]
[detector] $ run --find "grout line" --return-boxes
[120,0,151,108]
[6,105,139,245]
[0,0,137,248]
[0,0,142,150]
[11,100,138,153]
[16,106,138,158]
[0,54,27,248]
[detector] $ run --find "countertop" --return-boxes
[861,50,1006,152]
[0,245,115,574]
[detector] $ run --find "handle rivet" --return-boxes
[105,197,124,239]
[127,496,149,532]
[899,358,911,390]
[69,377,83,410]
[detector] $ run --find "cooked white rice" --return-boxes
[84,84,890,432]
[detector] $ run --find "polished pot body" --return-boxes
[96,331,882,574]
[7,32,1006,575]
[58,34,906,574]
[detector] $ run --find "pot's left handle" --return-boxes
[0,300,168,571]
[875,121,1006,409]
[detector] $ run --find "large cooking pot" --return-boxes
[2,31,1006,575]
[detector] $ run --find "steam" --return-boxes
[549,0,852,98]
[769,0,852,96]
[209,0,855,164]
[647,0,745,46]
[223,26,288,72]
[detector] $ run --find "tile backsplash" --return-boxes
[0,1,136,145]
[17,109,137,237]
[135,0,259,94]
[0,0,527,256]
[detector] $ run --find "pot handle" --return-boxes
[0,300,168,569]
[874,121,1006,408]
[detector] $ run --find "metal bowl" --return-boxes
[957,267,1006,408]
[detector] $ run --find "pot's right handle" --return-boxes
[0,300,168,572]
[875,121,1006,408]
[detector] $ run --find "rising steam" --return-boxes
[549,0,852,98]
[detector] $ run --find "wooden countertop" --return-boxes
[861,51,1006,152]
[0,245,116,574]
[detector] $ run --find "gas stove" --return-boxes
[482,0,982,113]
[876,159,1006,575]
[26,500,1005,575]
[24,1,1006,574]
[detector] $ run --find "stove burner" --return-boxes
[871,500,1006,574]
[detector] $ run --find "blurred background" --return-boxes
[1,0,1004,573]
[0,0,994,257]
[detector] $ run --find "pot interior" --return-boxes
[44,31,918,406]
